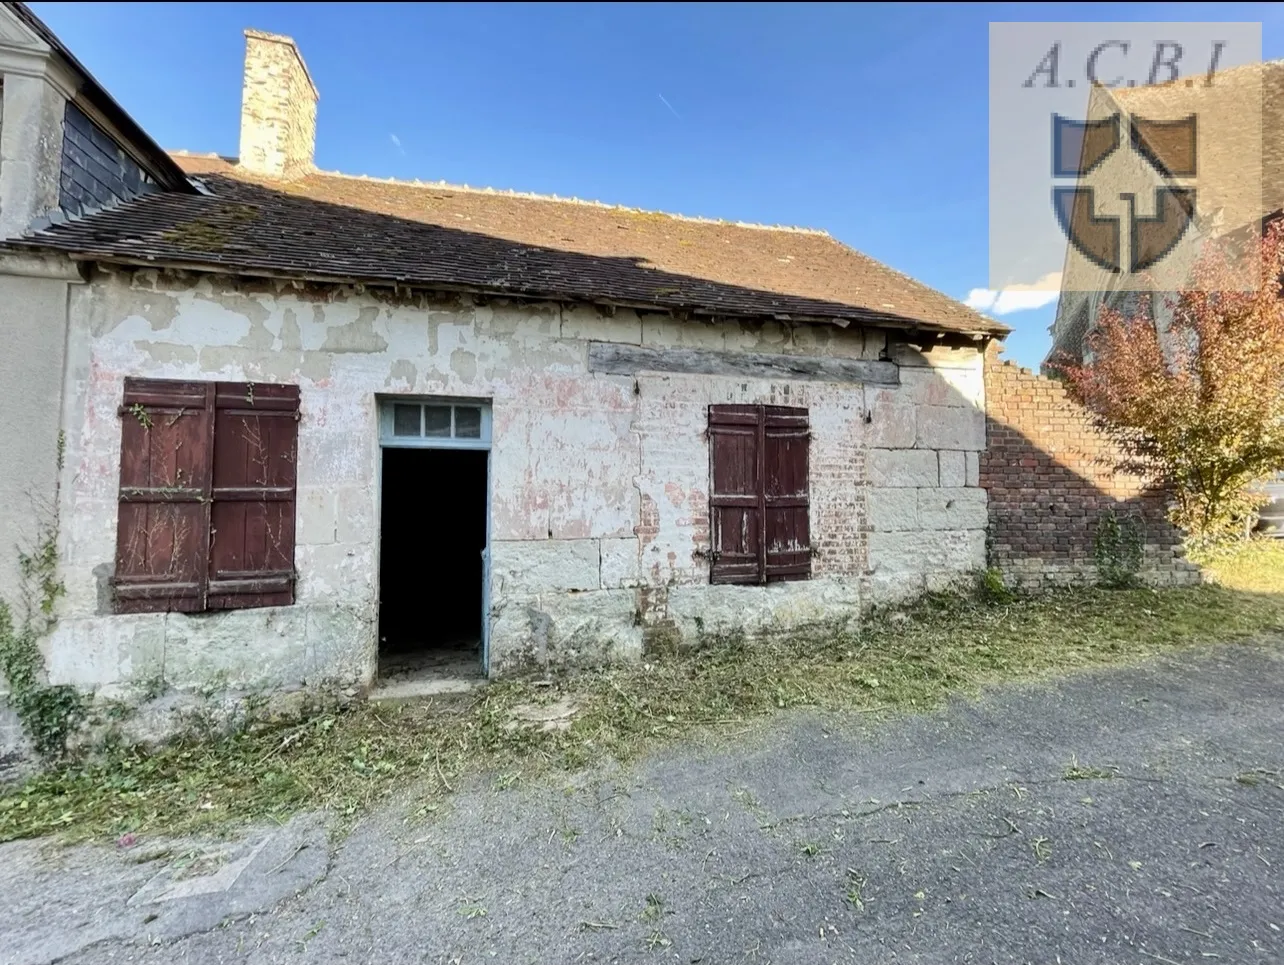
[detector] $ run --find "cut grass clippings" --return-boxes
[2,580,1283,845]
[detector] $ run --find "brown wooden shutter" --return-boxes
[113,379,215,613]
[762,406,811,581]
[708,404,810,585]
[207,382,299,610]
[709,405,763,584]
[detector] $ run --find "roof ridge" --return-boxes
[301,165,832,236]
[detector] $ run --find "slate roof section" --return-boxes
[9,154,1006,337]
[5,3,192,192]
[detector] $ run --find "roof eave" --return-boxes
[10,243,1004,339]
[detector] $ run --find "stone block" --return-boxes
[306,604,377,686]
[665,578,861,644]
[866,487,919,531]
[867,529,986,579]
[868,449,938,488]
[900,364,984,407]
[863,569,925,604]
[965,451,980,487]
[939,450,966,488]
[915,404,986,451]
[164,607,309,691]
[863,396,916,448]
[912,405,975,453]
[599,537,640,588]
[335,485,377,544]
[488,589,642,674]
[490,539,601,594]
[298,487,336,545]
[889,341,985,371]
[917,488,988,531]
[295,543,375,607]
[43,613,165,691]
[925,570,974,593]
[561,305,643,344]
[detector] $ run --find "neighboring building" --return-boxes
[1048,61,1284,366]
[0,2,1005,725]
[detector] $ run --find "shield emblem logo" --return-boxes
[1051,112,1198,274]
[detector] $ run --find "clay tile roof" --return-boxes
[9,152,1006,337]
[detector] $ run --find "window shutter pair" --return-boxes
[113,378,299,613]
[708,404,811,585]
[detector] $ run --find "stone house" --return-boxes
[0,4,1006,725]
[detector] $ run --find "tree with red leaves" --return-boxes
[1059,222,1284,544]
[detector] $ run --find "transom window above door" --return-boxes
[379,399,491,448]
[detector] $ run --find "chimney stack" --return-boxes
[238,29,318,179]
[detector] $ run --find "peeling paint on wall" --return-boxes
[37,268,988,695]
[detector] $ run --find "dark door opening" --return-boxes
[378,447,488,676]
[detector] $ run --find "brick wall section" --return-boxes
[238,30,317,180]
[59,102,156,216]
[981,345,1200,587]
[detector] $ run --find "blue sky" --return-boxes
[29,1,1284,367]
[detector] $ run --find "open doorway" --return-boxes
[378,446,489,680]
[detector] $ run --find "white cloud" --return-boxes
[389,133,405,155]
[964,272,1062,315]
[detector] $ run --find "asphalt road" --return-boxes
[4,639,1282,965]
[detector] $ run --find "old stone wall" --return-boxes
[981,346,1200,588]
[20,266,992,705]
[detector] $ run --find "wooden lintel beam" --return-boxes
[587,341,900,386]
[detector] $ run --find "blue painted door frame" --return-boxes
[377,399,493,675]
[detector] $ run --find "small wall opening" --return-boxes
[378,447,488,677]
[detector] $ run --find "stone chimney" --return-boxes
[238,29,318,179]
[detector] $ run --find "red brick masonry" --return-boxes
[981,346,1200,587]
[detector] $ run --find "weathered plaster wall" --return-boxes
[0,254,78,603]
[42,268,988,699]
[0,72,64,238]
[0,253,77,766]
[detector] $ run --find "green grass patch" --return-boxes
[2,582,1282,845]
[1188,538,1284,594]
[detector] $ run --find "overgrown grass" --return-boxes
[2,581,1282,845]
[1189,537,1284,594]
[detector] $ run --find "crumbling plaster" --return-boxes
[40,267,988,697]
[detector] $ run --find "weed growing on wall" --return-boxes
[1093,509,1144,589]
[977,567,1017,604]
[0,434,86,759]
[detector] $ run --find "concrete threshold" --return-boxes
[368,674,484,702]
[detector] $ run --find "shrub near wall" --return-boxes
[981,346,1200,588]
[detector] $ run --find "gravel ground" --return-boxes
[4,638,1282,965]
